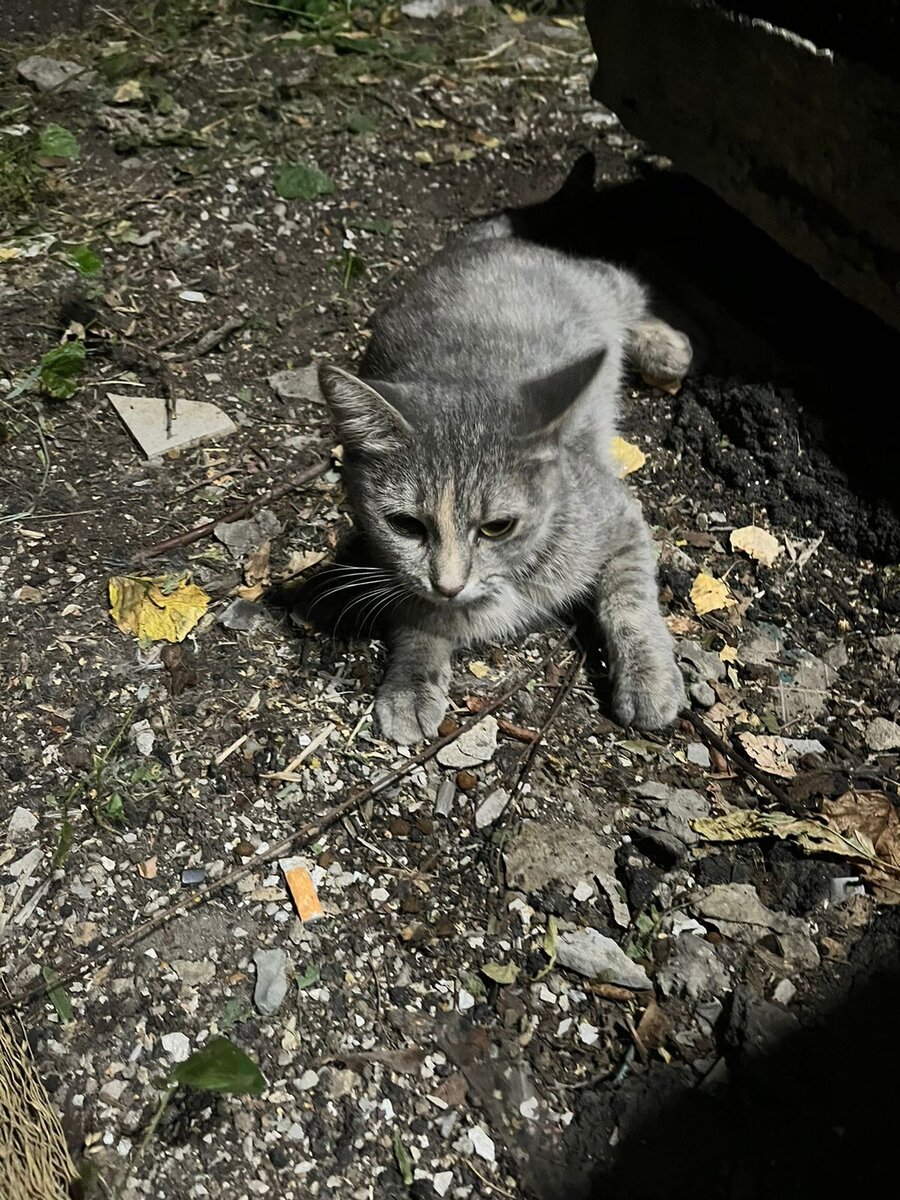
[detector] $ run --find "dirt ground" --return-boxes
[1,3,899,1199]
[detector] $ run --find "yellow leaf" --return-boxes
[468,661,491,679]
[414,117,446,129]
[113,78,143,104]
[469,131,501,149]
[735,732,796,779]
[502,5,528,21]
[730,525,781,567]
[413,150,434,165]
[610,436,647,477]
[0,247,22,261]
[109,575,210,643]
[719,644,739,662]
[690,572,736,616]
[481,961,519,984]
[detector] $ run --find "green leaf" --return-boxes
[392,1127,414,1186]
[295,964,320,991]
[346,216,393,238]
[481,961,519,985]
[346,111,377,135]
[532,915,558,981]
[52,820,74,870]
[42,967,74,1023]
[170,1036,265,1095]
[38,123,80,159]
[39,341,85,399]
[275,162,334,201]
[65,244,102,276]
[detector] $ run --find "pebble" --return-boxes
[436,716,499,769]
[268,365,322,404]
[130,719,155,757]
[160,1032,191,1062]
[17,55,97,92]
[690,681,717,708]
[7,805,38,840]
[297,1069,319,1091]
[572,880,594,903]
[468,1125,495,1162]
[865,716,900,751]
[556,927,651,989]
[686,742,711,767]
[172,959,216,986]
[219,598,267,633]
[657,933,729,1001]
[474,787,510,829]
[773,979,797,1006]
[253,948,289,1016]
[433,1171,454,1197]
[435,777,456,816]
[181,868,206,886]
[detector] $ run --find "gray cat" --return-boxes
[318,219,692,745]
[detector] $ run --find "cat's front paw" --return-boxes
[375,681,448,745]
[613,651,686,730]
[629,319,693,390]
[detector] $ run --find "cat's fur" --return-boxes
[318,221,691,744]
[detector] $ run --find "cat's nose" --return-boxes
[434,578,464,598]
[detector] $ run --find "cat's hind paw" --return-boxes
[613,652,686,731]
[375,682,448,746]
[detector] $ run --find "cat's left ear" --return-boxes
[318,365,414,454]
[519,348,607,454]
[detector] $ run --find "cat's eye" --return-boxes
[387,513,427,540]
[478,518,517,540]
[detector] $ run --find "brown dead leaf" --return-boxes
[281,548,326,579]
[730,525,782,568]
[161,642,198,697]
[137,856,157,880]
[496,717,538,743]
[635,998,669,1054]
[430,1071,468,1108]
[336,1047,428,1075]
[243,539,271,588]
[736,732,796,779]
[823,790,900,904]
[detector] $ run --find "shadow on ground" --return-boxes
[530,905,900,1199]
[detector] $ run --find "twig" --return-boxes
[132,450,332,561]
[681,708,792,807]
[509,649,586,797]
[164,315,245,362]
[0,634,571,1016]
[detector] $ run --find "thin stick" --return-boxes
[509,649,586,797]
[165,315,245,362]
[0,634,571,1016]
[681,708,792,807]
[132,452,331,562]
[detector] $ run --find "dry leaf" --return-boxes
[481,961,519,985]
[720,645,739,663]
[730,525,782,567]
[109,575,210,643]
[337,1047,427,1076]
[822,791,900,904]
[236,583,265,602]
[243,539,271,588]
[736,732,796,779]
[282,548,326,579]
[113,78,143,103]
[690,572,736,616]
[468,661,491,679]
[137,856,158,879]
[692,809,883,865]
[610,436,647,477]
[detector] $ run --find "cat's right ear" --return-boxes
[318,365,413,454]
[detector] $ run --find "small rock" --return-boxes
[268,365,322,404]
[467,1125,495,1162]
[130,719,155,757]
[435,777,456,817]
[773,979,797,1006]
[724,983,799,1062]
[18,55,96,92]
[692,883,819,970]
[690,681,717,708]
[781,737,827,757]
[402,0,485,16]
[872,634,900,659]
[456,769,478,790]
[475,788,510,829]
[7,805,38,841]
[253,948,289,1015]
[865,717,900,752]
[822,641,848,670]
[436,715,498,768]
[657,934,729,1001]
[573,880,594,903]
[297,1068,319,1091]
[218,598,266,633]
[634,781,709,846]
[161,1032,191,1062]
[686,742,711,767]
[556,927,651,989]
[214,509,282,560]
[676,639,726,684]
[433,1170,454,1197]
[503,819,617,893]
[171,959,216,987]
[829,876,865,905]
[181,867,206,886]
[100,1080,127,1103]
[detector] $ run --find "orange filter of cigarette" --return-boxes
[280,857,324,922]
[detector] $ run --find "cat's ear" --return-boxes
[520,348,607,454]
[318,365,413,454]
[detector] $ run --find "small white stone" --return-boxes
[773,979,797,1006]
[519,1096,539,1121]
[370,887,390,904]
[7,806,38,840]
[179,290,207,303]
[297,1069,319,1091]
[160,1032,191,1062]
[458,989,475,1012]
[578,1021,599,1046]
[572,880,594,903]
[468,1125,495,1162]
[556,1018,573,1037]
[433,1171,454,1197]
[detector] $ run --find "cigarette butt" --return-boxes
[281,860,323,922]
